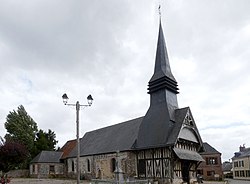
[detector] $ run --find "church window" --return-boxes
[72,160,74,172]
[87,159,91,172]
[111,158,116,172]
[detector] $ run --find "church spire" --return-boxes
[148,20,178,94]
[135,18,179,149]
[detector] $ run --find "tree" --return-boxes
[4,105,38,154]
[3,105,59,171]
[33,129,58,156]
[0,140,29,172]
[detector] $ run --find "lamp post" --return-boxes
[62,93,93,184]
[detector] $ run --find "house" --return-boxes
[65,20,204,184]
[232,145,250,180]
[197,142,223,180]
[222,161,233,178]
[30,151,64,178]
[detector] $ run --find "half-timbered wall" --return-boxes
[137,147,172,179]
[175,140,199,152]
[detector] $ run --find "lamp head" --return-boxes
[62,93,69,105]
[87,95,93,106]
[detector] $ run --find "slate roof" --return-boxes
[167,107,189,145]
[31,151,63,163]
[233,147,250,159]
[149,21,177,85]
[201,142,221,155]
[68,117,143,157]
[67,106,202,158]
[173,148,204,162]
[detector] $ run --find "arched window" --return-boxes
[87,159,91,172]
[111,158,116,172]
[72,160,74,172]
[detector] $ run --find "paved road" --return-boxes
[11,178,250,184]
[225,179,250,184]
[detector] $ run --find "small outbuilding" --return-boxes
[30,151,64,178]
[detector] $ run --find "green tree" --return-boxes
[4,105,38,155]
[33,129,58,156]
[3,105,59,170]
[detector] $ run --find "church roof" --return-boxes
[67,107,200,157]
[148,21,178,94]
[68,117,143,157]
[31,151,63,163]
[167,107,189,145]
[173,148,204,162]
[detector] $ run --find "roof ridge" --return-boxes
[84,116,144,135]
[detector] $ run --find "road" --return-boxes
[226,179,250,184]
[10,178,250,184]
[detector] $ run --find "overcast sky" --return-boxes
[1,0,250,161]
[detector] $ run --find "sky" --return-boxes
[0,0,250,162]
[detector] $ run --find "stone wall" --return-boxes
[7,169,29,178]
[67,151,137,180]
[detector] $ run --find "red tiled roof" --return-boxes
[60,139,77,159]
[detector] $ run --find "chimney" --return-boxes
[239,144,246,152]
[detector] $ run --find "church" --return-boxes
[65,20,204,184]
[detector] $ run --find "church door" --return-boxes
[182,160,190,184]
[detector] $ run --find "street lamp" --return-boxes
[62,93,93,184]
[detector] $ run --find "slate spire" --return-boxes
[135,20,179,149]
[148,21,178,94]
